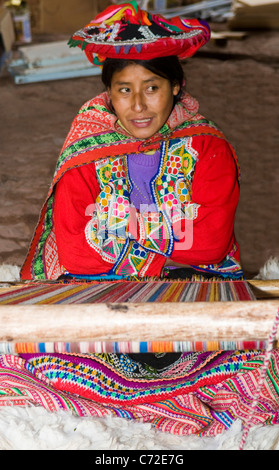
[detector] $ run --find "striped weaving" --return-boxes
[1,350,279,437]
[0,340,268,355]
[0,279,256,304]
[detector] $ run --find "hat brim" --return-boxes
[68,5,210,66]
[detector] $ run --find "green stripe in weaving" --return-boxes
[266,357,279,395]
[225,379,240,394]
[78,104,114,115]
[57,132,130,168]
[33,194,55,279]
[61,394,80,413]
[176,118,218,131]
[10,387,25,396]
[239,358,263,371]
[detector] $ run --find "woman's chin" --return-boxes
[127,126,158,140]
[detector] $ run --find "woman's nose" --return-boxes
[132,92,147,112]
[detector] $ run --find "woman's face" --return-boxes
[108,63,180,139]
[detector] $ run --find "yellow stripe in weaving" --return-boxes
[36,285,87,304]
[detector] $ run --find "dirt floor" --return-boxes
[0,26,278,278]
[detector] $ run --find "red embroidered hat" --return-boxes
[68,1,210,67]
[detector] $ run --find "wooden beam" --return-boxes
[247,280,279,299]
[0,300,278,344]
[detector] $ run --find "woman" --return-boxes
[8,3,278,440]
[20,2,242,281]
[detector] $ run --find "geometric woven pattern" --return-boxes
[0,350,279,437]
[0,279,256,304]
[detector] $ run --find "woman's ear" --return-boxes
[107,88,115,113]
[172,82,181,97]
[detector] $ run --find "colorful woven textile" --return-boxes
[0,340,267,356]
[69,1,210,66]
[0,279,255,305]
[0,350,279,436]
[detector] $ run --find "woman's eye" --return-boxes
[147,85,158,92]
[119,87,130,94]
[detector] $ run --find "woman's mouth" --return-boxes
[130,118,153,128]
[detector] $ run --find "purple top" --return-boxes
[128,151,160,210]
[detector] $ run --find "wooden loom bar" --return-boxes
[247,279,279,299]
[0,299,278,345]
